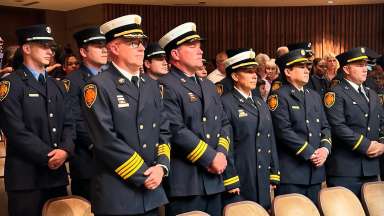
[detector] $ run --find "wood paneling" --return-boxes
[103,4,384,60]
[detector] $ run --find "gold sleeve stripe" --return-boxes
[119,155,142,177]
[158,144,171,160]
[218,137,230,151]
[352,135,364,150]
[122,159,144,180]
[190,142,208,163]
[321,138,332,145]
[115,152,140,174]
[224,176,240,186]
[270,174,280,181]
[187,140,208,163]
[296,141,308,155]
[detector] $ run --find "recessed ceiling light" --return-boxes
[328,0,334,3]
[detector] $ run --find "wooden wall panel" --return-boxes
[103,4,384,61]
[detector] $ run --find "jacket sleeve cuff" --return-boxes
[270,172,280,185]
[186,139,216,167]
[224,175,241,191]
[320,138,332,154]
[216,136,230,156]
[352,135,370,155]
[296,141,316,160]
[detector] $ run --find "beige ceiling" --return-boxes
[0,0,383,11]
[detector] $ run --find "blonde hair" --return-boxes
[323,52,340,69]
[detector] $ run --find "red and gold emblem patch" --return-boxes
[83,84,97,108]
[63,79,70,92]
[267,94,278,111]
[324,92,335,108]
[271,81,281,92]
[0,81,10,102]
[378,94,384,105]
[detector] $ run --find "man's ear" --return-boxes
[170,49,180,61]
[22,44,31,55]
[79,47,87,59]
[231,72,238,82]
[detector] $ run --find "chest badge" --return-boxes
[83,84,97,108]
[0,81,10,102]
[238,109,248,118]
[188,92,198,102]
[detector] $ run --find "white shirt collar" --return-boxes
[234,86,252,100]
[344,78,364,93]
[112,61,140,82]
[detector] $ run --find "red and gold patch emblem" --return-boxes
[271,81,281,92]
[0,81,10,102]
[324,92,335,108]
[215,83,224,96]
[83,84,97,108]
[330,79,340,88]
[267,94,278,111]
[63,79,70,92]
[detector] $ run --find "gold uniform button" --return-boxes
[152,123,156,128]
[316,118,320,123]
[257,132,261,137]
[52,128,56,132]
[53,143,57,147]
[206,134,210,139]
[139,125,144,130]
[268,150,271,154]
[267,133,270,138]
[306,120,309,124]
[319,133,322,137]
[365,114,369,118]
[258,165,262,169]
[268,166,271,170]
[155,143,159,147]
[202,117,207,122]
[143,144,147,148]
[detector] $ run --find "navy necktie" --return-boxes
[38,74,46,86]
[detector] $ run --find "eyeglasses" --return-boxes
[121,38,147,49]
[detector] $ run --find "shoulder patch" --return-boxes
[378,94,384,105]
[267,94,278,111]
[0,80,10,101]
[271,81,281,92]
[63,79,70,92]
[324,92,335,108]
[159,84,164,99]
[83,84,97,108]
[215,83,224,96]
[330,79,340,88]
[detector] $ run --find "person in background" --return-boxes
[207,51,228,84]
[143,42,168,81]
[66,26,108,201]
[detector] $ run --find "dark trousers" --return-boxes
[166,193,222,216]
[8,186,67,216]
[276,183,321,206]
[95,208,158,216]
[71,178,91,201]
[326,175,378,198]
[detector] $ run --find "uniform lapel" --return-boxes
[341,80,369,113]
[366,87,376,117]
[80,65,93,83]
[199,78,212,114]
[232,90,259,117]
[172,67,202,99]
[138,75,150,114]
[22,66,47,98]
[112,65,139,101]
